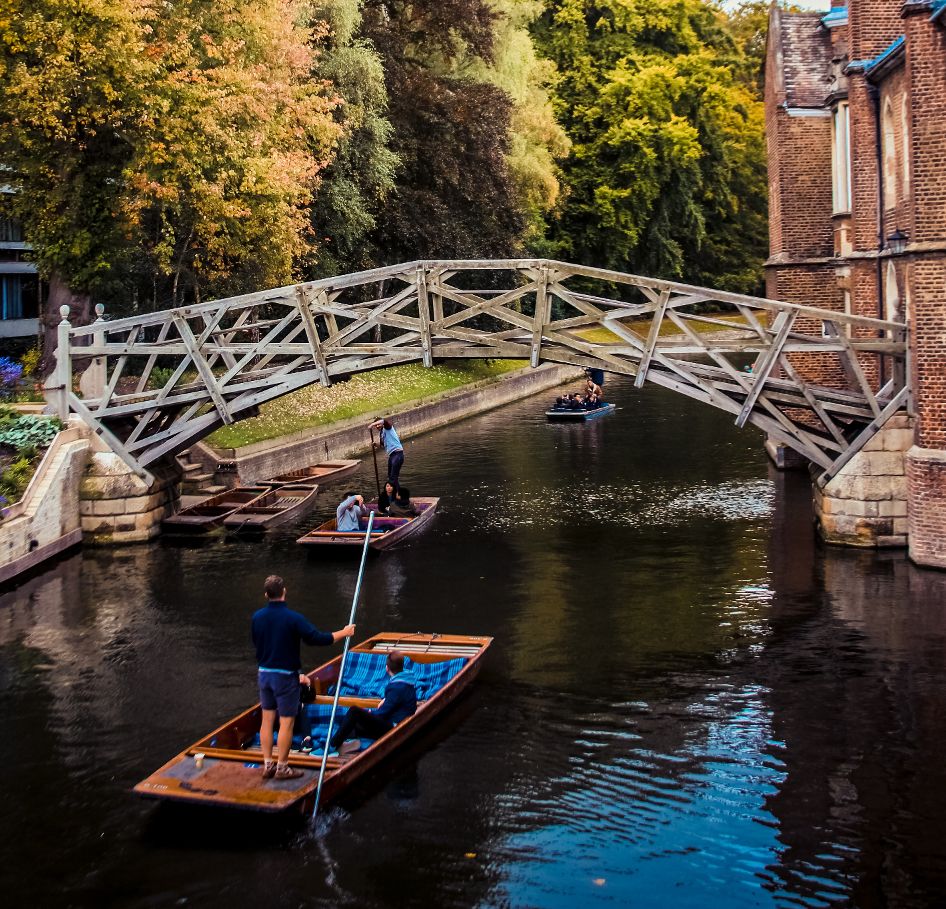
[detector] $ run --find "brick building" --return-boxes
[765,0,946,569]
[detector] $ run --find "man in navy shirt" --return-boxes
[328,651,417,755]
[252,574,355,781]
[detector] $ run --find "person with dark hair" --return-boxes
[387,486,417,518]
[369,417,405,488]
[328,651,417,755]
[252,574,355,780]
[336,491,367,531]
[377,480,397,515]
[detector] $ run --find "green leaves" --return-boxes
[535,0,768,293]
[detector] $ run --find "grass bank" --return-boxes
[208,359,526,449]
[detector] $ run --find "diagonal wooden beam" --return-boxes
[172,313,234,425]
[294,287,331,387]
[634,288,670,388]
[735,310,796,427]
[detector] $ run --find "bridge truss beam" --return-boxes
[60,259,909,487]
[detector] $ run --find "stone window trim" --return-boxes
[831,100,852,215]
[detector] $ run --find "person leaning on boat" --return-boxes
[252,574,355,781]
[377,481,397,515]
[369,417,405,488]
[336,492,367,531]
[328,651,417,755]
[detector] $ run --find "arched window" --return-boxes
[883,97,897,209]
[885,261,900,322]
[900,94,911,199]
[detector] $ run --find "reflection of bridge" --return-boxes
[54,259,908,486]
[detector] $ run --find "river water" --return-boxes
[3,377,946,908]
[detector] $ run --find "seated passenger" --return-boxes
[584,376,603,401]
[388,487,417,517]
[328,652,417,754]
[336,492,367,531]
[377,480,397,515]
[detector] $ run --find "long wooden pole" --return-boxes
[369,428,382,500]
[311,510,375,820]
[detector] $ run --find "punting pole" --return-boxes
[369,428,382,500]
[312,510,375,820]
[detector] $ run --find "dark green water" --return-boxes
[2,378,946,907]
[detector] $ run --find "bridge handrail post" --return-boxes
[51,305,72,421]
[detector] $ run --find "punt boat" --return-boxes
[161,486,273,534]
[545,402,616,422]
[296,497,439,551]
[265,459,360,486]
[222,481,320,533]
[133,632,492,813]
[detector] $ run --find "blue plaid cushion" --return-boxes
[330,651,391,698]
[405,657,466,700]
[252,704,351,750]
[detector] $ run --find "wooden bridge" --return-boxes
[52,259,909,487]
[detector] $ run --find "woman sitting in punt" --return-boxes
[377,480,397,515]
[388,487,418,518]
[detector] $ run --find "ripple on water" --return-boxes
[464,479,775,532]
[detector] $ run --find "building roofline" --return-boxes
[821,7,848,28]
[847,35,905,80]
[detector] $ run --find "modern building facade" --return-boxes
[765,0,946,568]
[0,188,40,340]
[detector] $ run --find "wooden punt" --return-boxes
[161,486,273,534]
[545,402,616,422]
[222,482,320,533]
[296,497,439,551]
[133,632,492,814]
[266,459,360,487]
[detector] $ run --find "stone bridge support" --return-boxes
[813,415,912,548]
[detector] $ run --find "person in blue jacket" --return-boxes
[252,574,355,781]
[369,417,405,488]
[328,651,417,754]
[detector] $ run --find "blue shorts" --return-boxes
[258,671,300,718]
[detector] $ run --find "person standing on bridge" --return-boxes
[369,417,405,489]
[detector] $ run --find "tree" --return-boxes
[306,0,398,277]
[361,0,527,261]
[0,0,339,371]
[534,0,768,293]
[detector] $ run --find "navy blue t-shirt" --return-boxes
[374,673,418,726]
[251,601,333,672]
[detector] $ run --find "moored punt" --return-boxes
[296,497,439,551]
[266,459,360,487]
[222,482,320,533]
[133,632,492,814]
[161,486,273,534]
[545,402,616,422]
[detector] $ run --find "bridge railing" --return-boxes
[53,259,908,486]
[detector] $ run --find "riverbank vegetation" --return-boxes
[207,359,525,449]
[1,0,769,364]
[0,409,62,508]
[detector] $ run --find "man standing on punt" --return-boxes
[252,574,355,781]
[369,417,405,489]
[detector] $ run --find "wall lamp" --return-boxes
[886,228,909,255]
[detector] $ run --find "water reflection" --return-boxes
[1,379,946,907]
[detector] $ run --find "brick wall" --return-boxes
[848,0,903,59]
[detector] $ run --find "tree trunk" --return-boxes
[40,273,92,378]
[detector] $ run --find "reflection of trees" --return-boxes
[762,468,946,905]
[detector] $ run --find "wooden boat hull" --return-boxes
[266,459,360,487]
[222,482,319,532]
[296,497,439,551]
[133,632,492,813]
[545,402,616,422]
[161,486,273,534]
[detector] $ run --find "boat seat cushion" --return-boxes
[253,704,351,750]
[330,651,467,700]
[405,657,466,700]
[331,652,391,698]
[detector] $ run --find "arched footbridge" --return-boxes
[53,259,909,487]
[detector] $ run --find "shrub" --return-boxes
[0,357,23,400]
[18,347,40,379]
[0,415,62,451]
[0,453,38,502]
